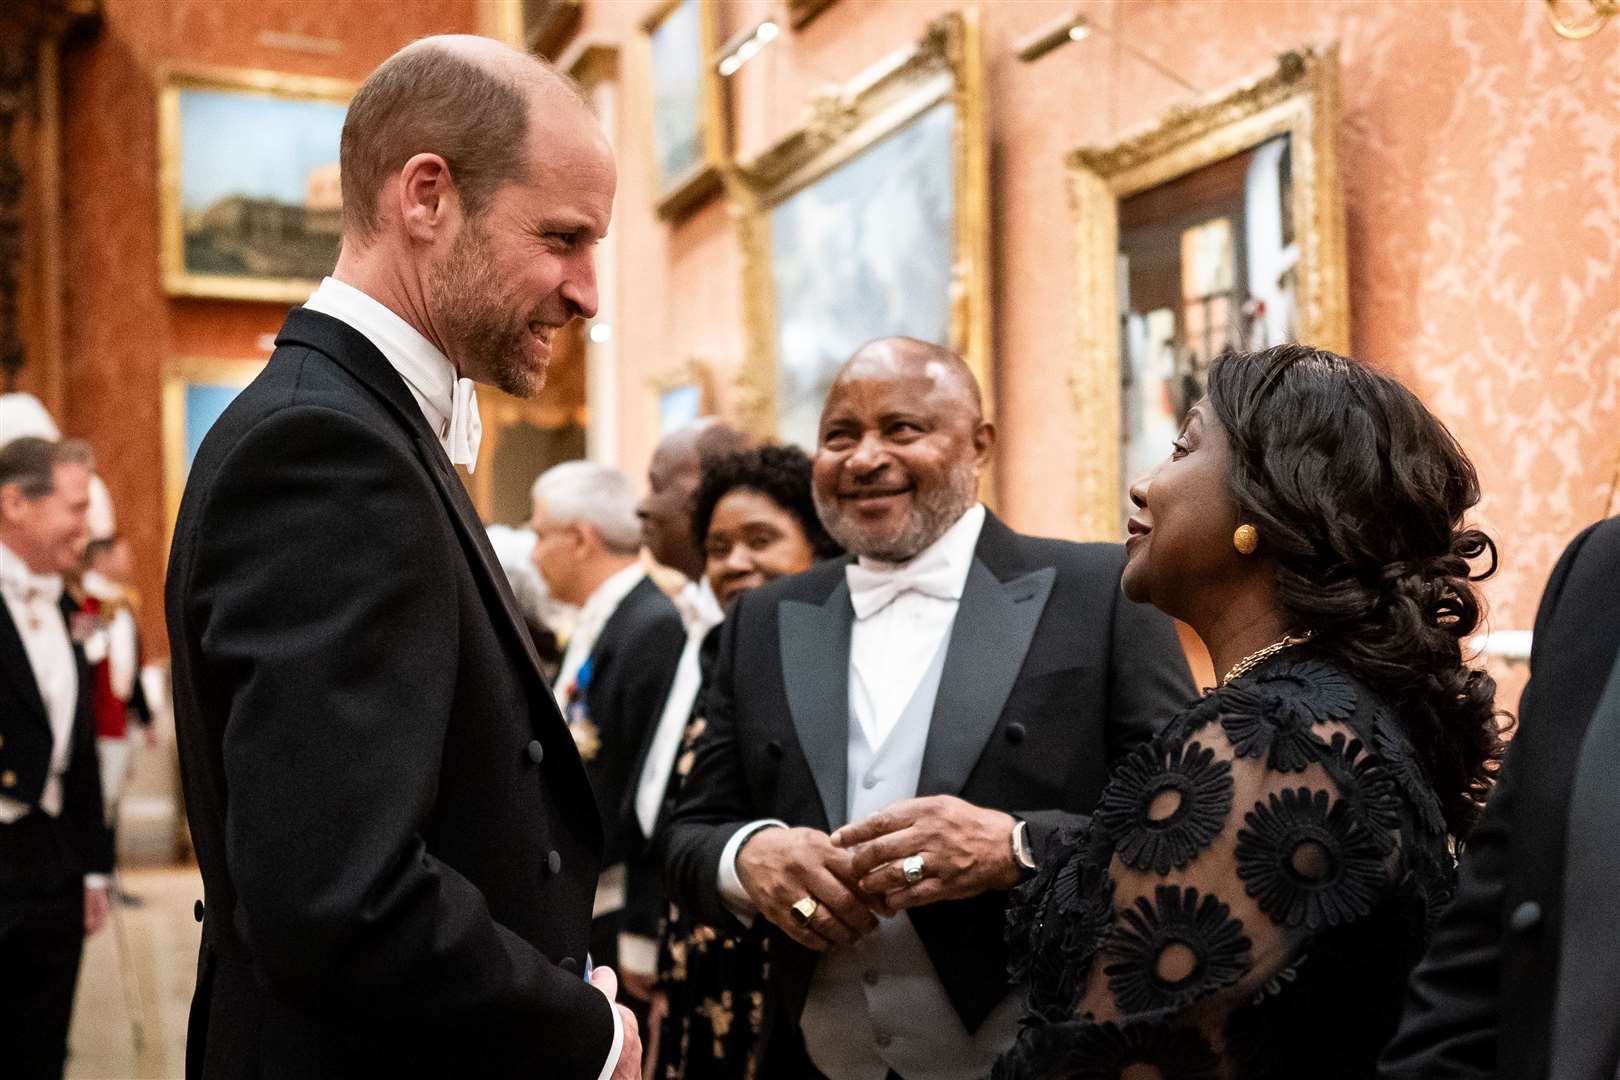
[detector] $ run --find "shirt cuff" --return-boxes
[593,988,624,1080]
[718,819,788,925]
[85,873,110,889]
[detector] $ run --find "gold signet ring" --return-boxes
[790,896,819,925]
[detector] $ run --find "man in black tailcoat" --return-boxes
[166,36,640,1080]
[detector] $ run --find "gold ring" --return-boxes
[790,896,819,926]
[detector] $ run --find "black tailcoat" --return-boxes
[660,513,1195,1038]
[1383,516,1620,1080]
[166,307,614,1079]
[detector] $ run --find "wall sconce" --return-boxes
[1015,12,1202,95]
[717,18,780,78]
[1545,0,1616,37]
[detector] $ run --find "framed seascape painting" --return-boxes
[733,12,990,465]
[643,0,725,220]
[161,358,266,537]
[1066,48,1349,539]
[159,67,356,303]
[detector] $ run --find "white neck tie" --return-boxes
[845,555,962,620]
[447,377,483,471]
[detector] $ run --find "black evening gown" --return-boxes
[995,653,1456,1080]
[652,632,774,1080]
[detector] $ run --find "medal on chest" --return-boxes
[566,655,600,762]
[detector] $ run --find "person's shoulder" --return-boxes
[999,526,1128,583]
[620,577,684,633]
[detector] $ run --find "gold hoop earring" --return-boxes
[1233,524,1259,556]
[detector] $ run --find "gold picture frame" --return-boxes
[649,357,715,435]
[732,11,991,462]
[1066,47,1349,539]
[158,66,356,303]
[161,357,266,543]
[643,0,727,220]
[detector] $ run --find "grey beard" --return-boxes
[815,464,978,563]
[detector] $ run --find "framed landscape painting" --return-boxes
[643,0,725,219]
[159,67,356,303]
[733,12,990,464]
[161,358,266,537]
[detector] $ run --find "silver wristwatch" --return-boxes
[1010,818,1038,874]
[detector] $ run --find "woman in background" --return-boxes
[651,444,841,1080]
[996,344,1507,1079]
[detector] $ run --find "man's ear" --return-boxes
[973,420,997,469]
[0,482,25,526]
[395,153,458,243]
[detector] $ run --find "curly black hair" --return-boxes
[691,444,842,561]
[1205,343,1508,839]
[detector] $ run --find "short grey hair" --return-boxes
[531,460,642,556]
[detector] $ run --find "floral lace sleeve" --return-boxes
[997,659,1452,1079]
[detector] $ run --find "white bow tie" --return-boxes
[447,377,483,471]
[846,556,963,620]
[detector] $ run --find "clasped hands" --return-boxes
[735,795,1022,952]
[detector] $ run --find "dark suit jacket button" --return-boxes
[548,850,562,875]
[560,956,579,974]
[1509,900,1542,932]
[527,739,545,764]
[1005,723,1026,745]
[194,900,205,923]
[766,740,784,760]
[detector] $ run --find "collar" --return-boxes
[856,502,985,587]
[846,503,986,620]
[302,277,482,470]
[676,577,725,634]
[574,562,648,636]
[81,570,124,603]
[0,537,63,605]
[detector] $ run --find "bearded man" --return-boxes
[166,37,640,1080]
[660,338,1195,1080]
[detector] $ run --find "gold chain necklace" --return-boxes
[1220,630,1315,686]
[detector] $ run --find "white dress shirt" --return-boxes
[0,538,78,824]
[634,577,724,838]
[302,277,483,469]
[717,504,987,914]
[554,562,649,711]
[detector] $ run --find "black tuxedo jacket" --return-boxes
[166,307,613,1079]
[577,574,683,922]
[0,593,111,893]
[660,513,1195,1034]
[1383,516,1620,1080]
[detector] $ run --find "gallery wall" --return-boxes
[577,0,1619,663]
[37,0,1618,667]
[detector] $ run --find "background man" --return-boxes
[1382,516,1620,1080]
[662,338,1195,1079]
[623,419,749,995]
[531,460,685,1001]
[167,37,639,1079]
[0,437,112,1080]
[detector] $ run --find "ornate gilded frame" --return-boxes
[642,0,727,220]
[161,357,265,543]
[158,66,356,303]
[1066,47,1349,539]
[731,11,990,451]
[649,357,714,434]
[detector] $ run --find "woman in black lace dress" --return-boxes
[995,345,1507,1079]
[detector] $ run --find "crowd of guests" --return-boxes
[0,396,157,1077]
[9,34,1611,1080]
[487,333,1619,1080]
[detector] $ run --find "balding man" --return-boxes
[167,38,639,1079]
[662,338,1194,1080]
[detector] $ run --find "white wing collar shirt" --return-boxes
[303,277,483,470]
[0,538,77,825]
[717,502,988,912]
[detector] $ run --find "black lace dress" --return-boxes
[995,654,1455,1080]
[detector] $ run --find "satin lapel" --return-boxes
[415,440,549,693]
[1549,646,1620,1080]
[916,561,1055,798]
[0,603,49,732]
[778,580,854,831]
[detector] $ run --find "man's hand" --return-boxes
[735,826,879,951]
[84,882,110,936]
[589,966,644,1080]
[830,796,1020,915]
